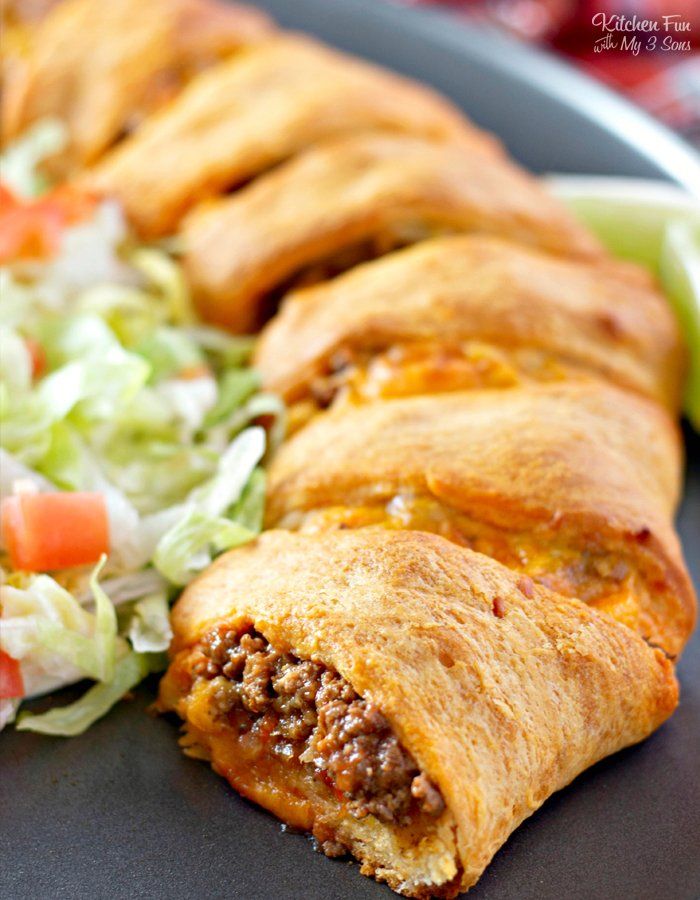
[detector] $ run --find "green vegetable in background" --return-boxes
[549,176,700,429]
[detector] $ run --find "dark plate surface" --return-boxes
[1,2,699,898]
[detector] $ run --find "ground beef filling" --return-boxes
[193,626,445,825]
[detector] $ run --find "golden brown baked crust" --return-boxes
[266,382,695,657]
[2,0,58,28]
[1,0,274,172]
[162,528,678,897]
[255,234,684,411]
[182,133,606,332]
[81,34,490,238]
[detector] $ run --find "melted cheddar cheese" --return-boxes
[289,340,583,433]
[294,492,648,632]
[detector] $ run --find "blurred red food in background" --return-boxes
[406,0,700,145]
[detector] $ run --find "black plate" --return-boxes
[1,2,699,898]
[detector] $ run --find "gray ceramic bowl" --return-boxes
[1,3,698,899]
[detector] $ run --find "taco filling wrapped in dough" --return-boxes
[255,235,683,430]
[181,133,606,331]
[82,35,489,237]
[160,529,678,898]
[266,383,695,657]
[1,0,274,173]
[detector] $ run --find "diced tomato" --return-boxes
[0,181,98,264]
[46,184,99,225]
[1,492,110,572]
[24,337,47,379]
[0,650,24,699]
[0,201,63,261]
[0,185,16,208]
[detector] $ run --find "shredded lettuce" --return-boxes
[1,558,117,693]
[88,559,119,681]
[154,373,218,440]
[190,426,266,517]
[0,119,67,197]
[135,327,204,383]
[154,512,254,585]
[0,448,55,500]
[79,570,169,609]
[16,650,164,737]
[128,593,173,654]
[129,247,196,326]
[184,326,255,369]
[0,125,284,735]
[0,328,33,391]
[0,698,19,730]
[153,427,265,584]
[203,368,261,426]
[39,346,151,422]
[230,468,267,534]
